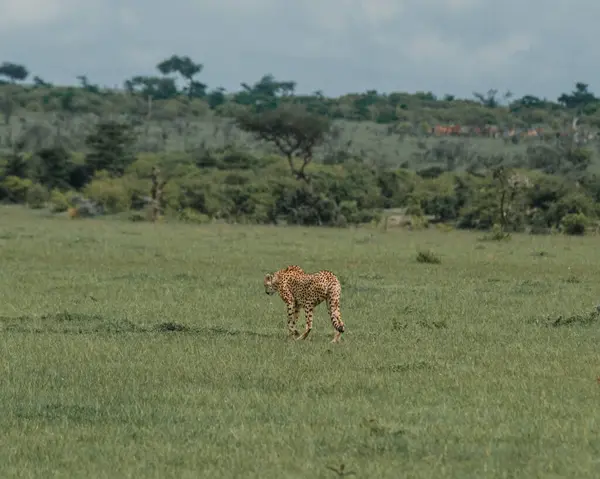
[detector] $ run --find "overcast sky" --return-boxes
[0,0,597,101]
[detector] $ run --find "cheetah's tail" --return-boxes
[333,319,345,333]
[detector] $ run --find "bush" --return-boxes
[561,213,588,235]
[8,140,600,235]
[123,177,152,211]
[338,200,360,225]
[547,192,596,227]
[479,223,511,241]
[1,176,33,203]
[416,249,441,264]
[26,183,49,209]
[129,211,147,222]
[84,176,130,214]
[410,215,429,230]
[457,202,496,230]
[405,202,424,216]
[69,194,104,217]
[178,207,210,224]
[49,189,70,213]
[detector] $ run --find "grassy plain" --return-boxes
[1,206,600,478]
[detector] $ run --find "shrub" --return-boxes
[547,192,596,227]
[416,249,441,264]
[479,223,511,241]
[405,202,424,216]
[84,177,130,214]
[69,194,104,217]
[561,213,588,235]
[1,176,33,203]
[178,207,210,224]
[410,215,429,230]
[129,211,147,222]
[26,183,49,209]
[49,189,70,213]
[123,177,152,211]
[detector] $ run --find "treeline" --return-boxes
[0,118,597,235]
[1,56,600,235]
[1,56,600,129]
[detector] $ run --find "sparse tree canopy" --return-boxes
[235,104,331,181]
[234,74,296,112]
[0,62,29,83]
[76,75,100,94]
[558,82,598,111]
[124,75,178,100]
[33,76,52,87]
[473,89,499,108]
[156,55,205,98]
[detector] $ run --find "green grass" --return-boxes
[1,205,600,478]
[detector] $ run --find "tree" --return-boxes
[0,93,14,125]
[76,75,100,93]
[234,74,296,112]
[492,166,531,232]
[353,90,380,120]
[124,75,178,100]
[31,146,74,190]
[234,104,330,181]
[156,55,206,97]
[509,94,546,112]
[1,151,28,178]
[84,120,137,177]
[33,76,52,87]
[207,87,226,109]
[558,82,597,112]
[0,62,29,83]
[473,89,499,108]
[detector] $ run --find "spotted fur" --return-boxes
[264,265,345,343]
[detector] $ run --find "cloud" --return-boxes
[0,0,597,100]
[0,0,68,31]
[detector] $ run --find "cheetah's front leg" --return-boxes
[296,305,313,340]
[286,301,300,338]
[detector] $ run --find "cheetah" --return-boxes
[264,265,345,343]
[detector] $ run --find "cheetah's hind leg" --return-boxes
[296,305,313,340]
[327,298,344,343]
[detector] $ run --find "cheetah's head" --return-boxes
[264,273,277,295]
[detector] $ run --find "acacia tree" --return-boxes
[235,74,296,112]
[558,82,597,111]
[156,55,205,97]
[0,62,28,83]
[124,75,178,100]
[235,104,331,182]
[0,62,28,125]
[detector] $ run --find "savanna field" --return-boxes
[1,206,600,478]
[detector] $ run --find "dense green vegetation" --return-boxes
[2,56,600,233]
